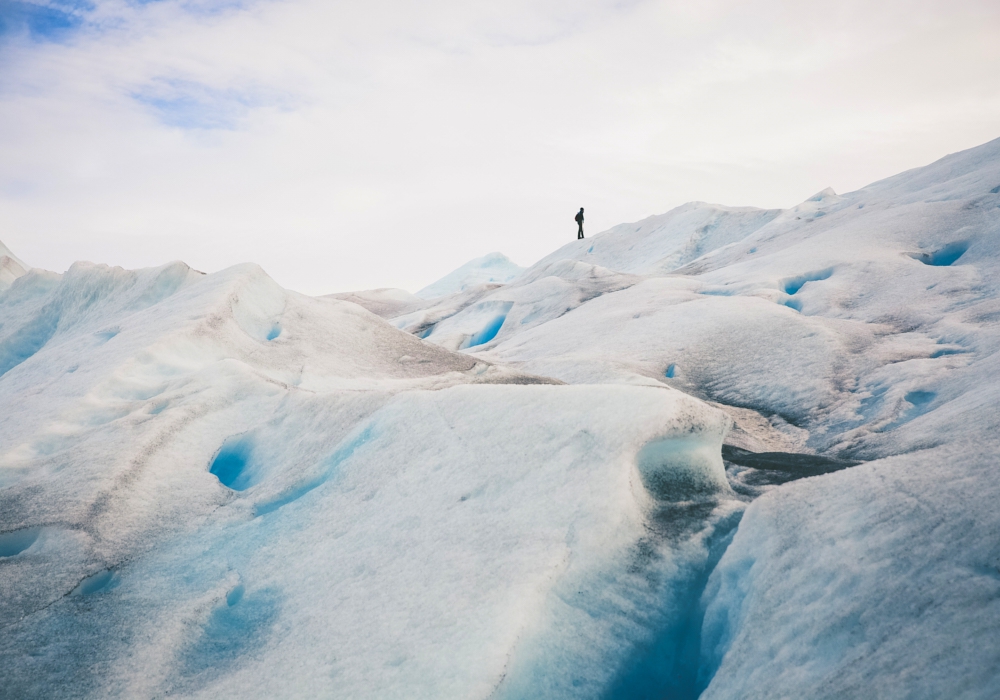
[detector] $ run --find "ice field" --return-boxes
[2,137,1000,698]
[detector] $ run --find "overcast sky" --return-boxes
[1,0,999,294]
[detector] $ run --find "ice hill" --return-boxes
[414,251,525,299]
[2,136,1000,699]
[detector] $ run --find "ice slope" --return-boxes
[415,251,525,299]
[398,136,1000,697]
[532,203,782,276]
[0,238,28,291]
[0,257,746,698]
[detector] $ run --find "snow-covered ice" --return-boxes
[3,136,1000,698]
[414,251,525,299]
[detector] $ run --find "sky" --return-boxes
[1,0,999,295]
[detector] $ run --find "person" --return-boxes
[575,207,585,239]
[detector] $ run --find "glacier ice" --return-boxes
[415,251,525,299]
[3,135,1000,698]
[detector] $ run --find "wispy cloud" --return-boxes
[129,77,292,130]
[0,0,998,294]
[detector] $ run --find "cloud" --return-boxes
[129,76,294,130]
[0,0,999,294]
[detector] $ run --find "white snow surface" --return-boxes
[415,251,525,299]
[3,137,1000,699]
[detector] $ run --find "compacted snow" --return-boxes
[2,137,1000,699]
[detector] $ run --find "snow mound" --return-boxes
[415,251,525,299]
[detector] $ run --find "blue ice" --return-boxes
[210,436,256,491]
[782,268,833,295]
[911,242,969,266]
[468,312,508,347]
[255,426,374,516]
[176,585,281,680]
[73,569,119,596]
[883,391,937,431]
[0,527,40,557]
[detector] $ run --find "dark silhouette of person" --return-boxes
[575,207,585,239]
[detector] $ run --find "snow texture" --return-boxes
[3,136,1000,699]
[415,251,525,299]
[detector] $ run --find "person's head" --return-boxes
[580,207,584,212]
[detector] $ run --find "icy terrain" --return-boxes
[2,137,1000,699]
[415,252,525,299]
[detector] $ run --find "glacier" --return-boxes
[2,136,1000,699]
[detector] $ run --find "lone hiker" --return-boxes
[575,207,585,239]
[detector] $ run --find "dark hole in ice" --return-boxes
[990,185,1000,194]
[722,445,860,492]
[722,445,860,474]
[909,241,969,266]
[0,527,40,557]
[210,436,256,491]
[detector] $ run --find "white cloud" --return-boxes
[1,0,999,294]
